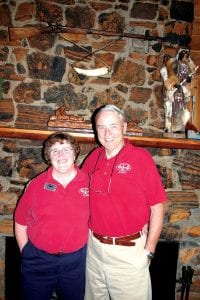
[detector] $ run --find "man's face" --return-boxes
[96,110,127,155]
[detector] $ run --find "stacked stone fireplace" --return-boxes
[0,135,199,300]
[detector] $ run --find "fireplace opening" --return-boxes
[150,240,179,300]
[5,236,21,300]
[4,238,179,300]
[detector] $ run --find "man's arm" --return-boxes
[144,202,166,253]
[15,222,28,252]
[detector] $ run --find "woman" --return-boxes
[14,132,89,300]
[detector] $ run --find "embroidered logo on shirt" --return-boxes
[79,187,89,197]
[44,183,57,191]
[116,163,132,174]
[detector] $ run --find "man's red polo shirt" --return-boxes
[82,140,166,237]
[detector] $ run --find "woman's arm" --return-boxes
[14,222,28,252]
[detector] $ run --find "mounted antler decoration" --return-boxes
[8,24,191,78]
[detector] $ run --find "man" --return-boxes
[82,104,166,300]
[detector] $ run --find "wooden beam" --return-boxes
[194,0,200,18]
[190,35,200,51]
[0,127,200,149]
[193,75,200,131]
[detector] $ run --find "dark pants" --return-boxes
[20,241,87,300]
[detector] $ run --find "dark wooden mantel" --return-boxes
[1,127,200,149]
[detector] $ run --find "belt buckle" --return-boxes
[57,251,65,256]
[51,251,65,256]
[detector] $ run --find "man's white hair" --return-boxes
[95,104,126,122]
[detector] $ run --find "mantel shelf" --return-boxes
[0,127,200,150]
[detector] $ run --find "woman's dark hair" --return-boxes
[43,132,80,164]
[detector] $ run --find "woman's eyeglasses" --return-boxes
[50,148,73,157]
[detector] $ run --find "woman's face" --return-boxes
[49,141,75,175]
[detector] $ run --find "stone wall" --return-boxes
[0,0,196,130]
[0,137,200,299]
[0,1,200,300]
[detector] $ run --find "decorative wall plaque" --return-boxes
[48,106,143,136]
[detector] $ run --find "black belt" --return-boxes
[49,251,67,256]
[93,231,141,246]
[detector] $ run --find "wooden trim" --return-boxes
[0,127,200,149]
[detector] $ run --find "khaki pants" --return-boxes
[85,231,152,300]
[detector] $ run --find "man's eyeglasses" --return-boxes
[90,169,112,194]
[89,149,121,194]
